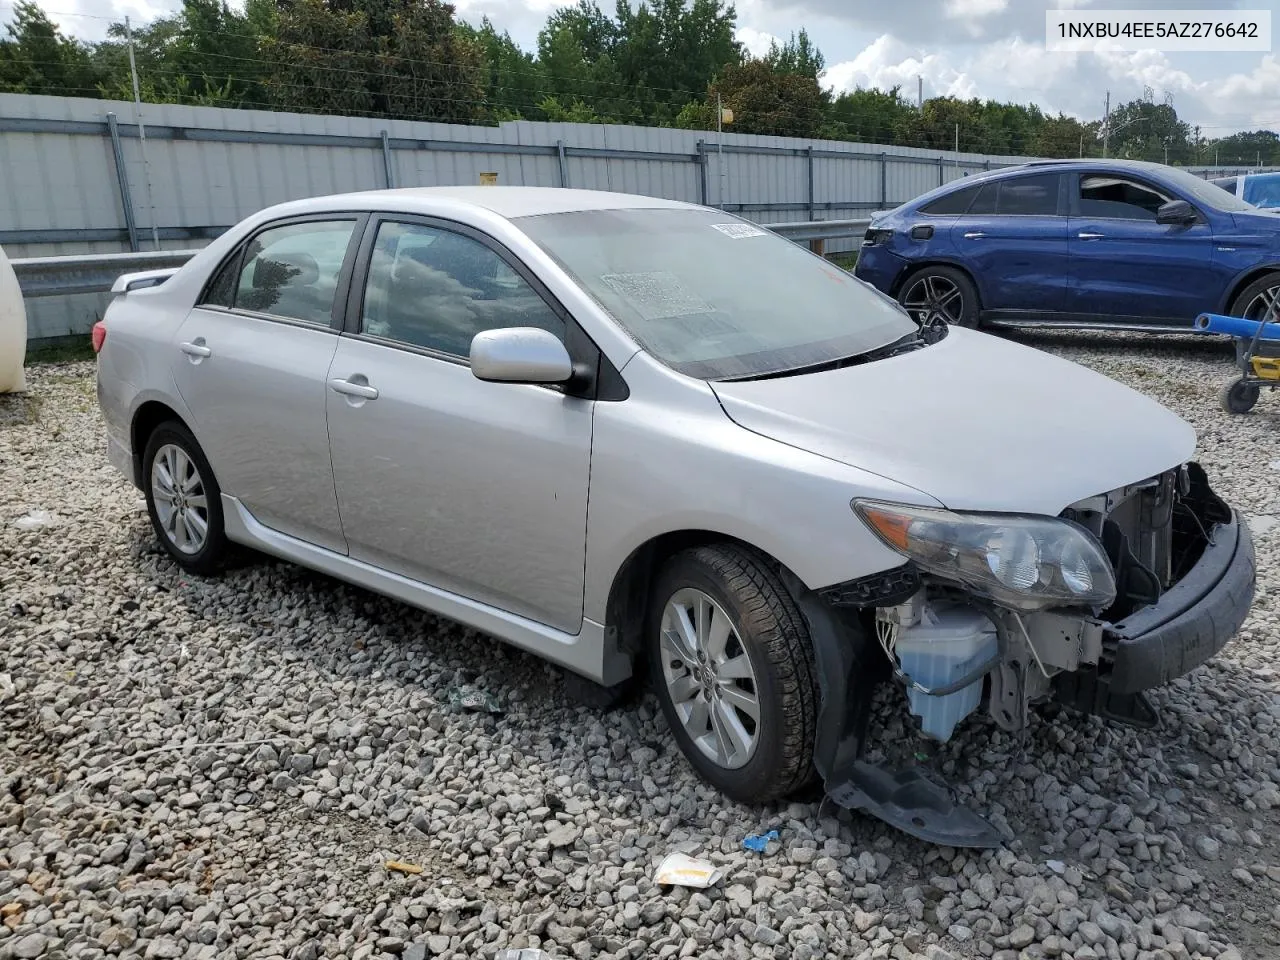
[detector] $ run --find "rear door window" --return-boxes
[996,174,1061,215]
[235,220,357,325]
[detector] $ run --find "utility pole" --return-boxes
[1102,90,1110,158]
[954,122,959,166]
[918,76,923,110]
[125,16,160,250]
[1079,132,1084,158]
[716,92,725,210]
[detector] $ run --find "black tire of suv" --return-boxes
[647,544,819,803]
[898,264,982,329]
[142,421,230,576]
[1227,271,1280,323]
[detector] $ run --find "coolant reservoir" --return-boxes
[895,604,998,741]
[0,245,27,394]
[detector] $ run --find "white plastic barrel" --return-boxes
[895,604,998,741]
[0,245,27,394]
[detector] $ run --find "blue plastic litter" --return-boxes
[742,829,779,852]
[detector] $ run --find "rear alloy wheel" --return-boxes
[648,544,818,803]
[899,265,981,328]
[142,421,229,574]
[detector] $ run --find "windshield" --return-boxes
[1158,165,1256,212]
[515,208,916,379]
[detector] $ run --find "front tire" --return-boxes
[647,544,818,803]
[898,265,982,329]
[1227,270,1280,323]
[142,421,229,575]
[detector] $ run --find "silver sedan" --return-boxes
[96,186,1253,845]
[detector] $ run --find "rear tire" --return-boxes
[142,421,229,575]
[647,544,818,803]
[1220,377,1260,415]
[898,265,982,329]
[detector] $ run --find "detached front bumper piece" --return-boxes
[1055,506,1255,726]
[1107,508,1254,693]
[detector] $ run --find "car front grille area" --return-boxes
[1062,464,1224,625]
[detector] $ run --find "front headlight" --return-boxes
[853,500,1117,612]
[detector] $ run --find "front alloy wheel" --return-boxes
[648,544,819,803]
[659,587,761,769]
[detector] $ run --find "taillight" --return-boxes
[862,227,894,247]
[91,320,107,353]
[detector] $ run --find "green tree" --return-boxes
[457,17,543,119]
[263,0,485,121]
[93,0,275,108]
[1206,129,1280,166]
[1103,97,1191,163]
[826,85,913,144]
[679,57,824,137]
[0,1,101,96]
[766,28,823,79]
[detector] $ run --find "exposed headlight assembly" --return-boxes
[853,500,1117,612]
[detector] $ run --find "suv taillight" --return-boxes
[862,227,893,247]
[91,320,107,353]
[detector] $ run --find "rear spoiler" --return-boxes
[110,268,181,295]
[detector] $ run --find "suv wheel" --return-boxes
[1228,271,1280,324]
[648,544,818,802]
[899,265,981,328]
[142,421,229,575]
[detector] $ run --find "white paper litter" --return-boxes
[654,852,723,888]
[13,510,54,531]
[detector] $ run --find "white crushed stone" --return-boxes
[1,334,1277,960]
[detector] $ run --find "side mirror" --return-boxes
[470,327,573,385]
[1156,199,1197,225]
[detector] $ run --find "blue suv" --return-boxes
[854,159,1280,331]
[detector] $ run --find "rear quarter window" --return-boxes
[919,184,981,215]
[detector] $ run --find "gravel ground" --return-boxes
[1,332,1278,960]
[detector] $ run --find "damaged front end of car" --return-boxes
[783,462,1256,848]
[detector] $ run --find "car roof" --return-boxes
[260,186,700,220]
[1242,171,1280,181]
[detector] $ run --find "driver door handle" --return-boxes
[180,340,211,358]
[328,378,379,400]
[1077,231,1105,239]
[962,231,986,239]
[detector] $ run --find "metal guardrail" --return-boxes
[12,249,199,299]
[11,218,873,300]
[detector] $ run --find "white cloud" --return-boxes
[821,34,976,101]
[736,25,781,58]
[943,0,1007,20]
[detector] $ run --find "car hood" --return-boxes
[710,329,1196,515]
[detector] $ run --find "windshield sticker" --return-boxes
[600,272,713,322]
[710,222,767,239]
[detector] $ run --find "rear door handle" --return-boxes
[328,378,379,400]
[180,340,211,359]
[962,231,985,239]
[1077,231,1105,239]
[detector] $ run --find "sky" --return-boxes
[13,0,1280,138]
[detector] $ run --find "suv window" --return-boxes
[361,221,563,358]
[1078,175,1171,220]
[963,174,1060,216]
[919,183,980,215]
[235,220,356,324]
[997,174,1060,215]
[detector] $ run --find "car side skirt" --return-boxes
[220,494,624,685]
[982,310,1196,334]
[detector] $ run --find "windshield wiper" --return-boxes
[723,321,946,383]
